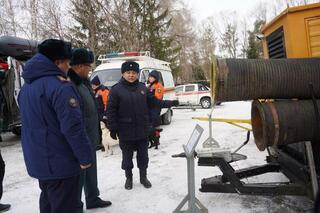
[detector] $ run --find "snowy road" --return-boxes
[0,102,314,212]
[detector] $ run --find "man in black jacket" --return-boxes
[68,48,111,212]
[106,61,179,190]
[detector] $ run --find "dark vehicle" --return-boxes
[0,36,38,136]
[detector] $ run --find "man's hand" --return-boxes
[80,164,91,169]
[172,100,179,106]
[110,131,118,140]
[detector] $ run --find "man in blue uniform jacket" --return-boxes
[106,61,179,190]
[18,39,93,213]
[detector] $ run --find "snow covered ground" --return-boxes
[0,101,314,212]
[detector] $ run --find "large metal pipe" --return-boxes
[0,36,38,60]
[213,58,320,102]
[251,100,320,151]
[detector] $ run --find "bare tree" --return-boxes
[239,18,249,58]
[168,3,197,82]
[0,0,18,36]
[219,11,239,58]
[198,16,217,78]
[37,0,66,40]
[250,1,268,22]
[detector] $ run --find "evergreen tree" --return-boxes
[67,0,109,56]
[191,51,206,81]
[246,20,265,59]
[128,0,178,63]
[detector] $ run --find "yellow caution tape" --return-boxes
[192,117,252,131]
[192,117,251,124]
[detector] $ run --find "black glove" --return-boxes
[172,100,179,106]
[110,131,118,140]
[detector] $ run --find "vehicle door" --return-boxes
[183,84,197,105]
[174,85,184,103]
[198,84,210,103]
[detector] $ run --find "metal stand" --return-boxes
[173,125,208,213]
[202,108,219,148]
[173,155,208,213]
[305,141,318,198]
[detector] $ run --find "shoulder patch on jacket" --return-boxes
[69,97,79,107]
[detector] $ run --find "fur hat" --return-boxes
[91,75,101,86]
[121,61,139,73]
[149,70,159,81]
[38,39,72,61]
[70,48,94,65]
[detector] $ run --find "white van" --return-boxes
[91,51,176,125]
[175,83,212,108]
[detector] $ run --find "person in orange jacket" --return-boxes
[146,70,165,149]
[91,76,109,122]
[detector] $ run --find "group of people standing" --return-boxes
[17,38,178,213]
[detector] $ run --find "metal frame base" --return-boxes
[173,195,208,213]
[198,154,310,197]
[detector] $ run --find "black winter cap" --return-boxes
[70,48,94,65]
[38,39,72,61]
[121,61,139,73]
[149,70,159,81]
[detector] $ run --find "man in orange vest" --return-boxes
[91,76,109,122]
[146,70,165,149]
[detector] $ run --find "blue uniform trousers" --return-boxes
[120,138,149,171]
[38,175,79,213]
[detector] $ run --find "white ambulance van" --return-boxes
[91,51,176,125]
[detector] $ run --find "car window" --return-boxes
[161,70,174,87]
[90,69,121,88]
[175,86,183,93]
[199,84,208,91]
[140,70,149,83]
[157,71,164,85]
[185,85,195,92]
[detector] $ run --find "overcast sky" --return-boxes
[186,0,264,22]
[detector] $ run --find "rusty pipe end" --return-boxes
[214,59,228,102]
[251,100,268,151]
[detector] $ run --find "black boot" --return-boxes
[125,178,132,190]
[125,170,133,190]
[86,198,112,209]
[0,203,10,212]
[139,169,152,188]
[154,137,160,150]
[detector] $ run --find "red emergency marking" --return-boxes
[0,63,8,70]
[175,91,210,96]
[123,52,140,56]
